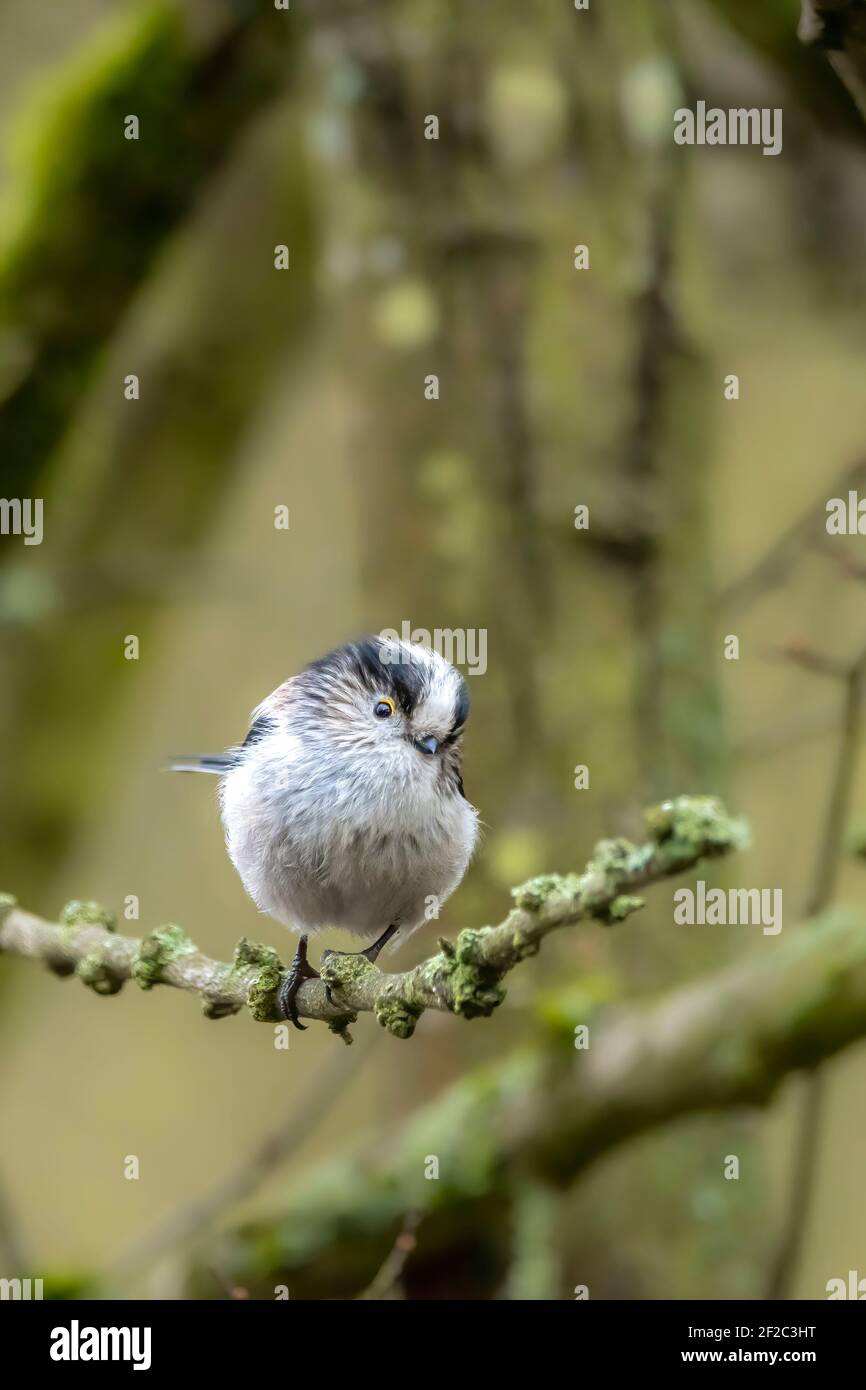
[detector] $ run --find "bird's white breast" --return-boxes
[219,728,477,941]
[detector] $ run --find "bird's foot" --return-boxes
[321,922,399,973]
[278,934,320,1031]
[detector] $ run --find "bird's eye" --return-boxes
[374,696,395,719]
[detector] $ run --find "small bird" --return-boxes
[169,635,478,1027]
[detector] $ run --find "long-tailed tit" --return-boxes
[169,636,478,1027]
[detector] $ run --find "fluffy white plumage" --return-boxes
[176,637,478,949]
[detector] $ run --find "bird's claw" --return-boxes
[278,935,319,1031]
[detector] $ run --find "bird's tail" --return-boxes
[166,754,236,775]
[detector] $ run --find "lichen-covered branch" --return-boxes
[800,1,866,118]
[0,795,745,1042]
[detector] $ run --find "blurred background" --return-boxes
[2,0,866,1300]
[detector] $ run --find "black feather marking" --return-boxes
[308,637,428,714]
[388,657,427,715]
[242,716,274,749]
[452,675,470,733]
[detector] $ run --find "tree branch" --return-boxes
[718,454,866,612]
[0,795,746,1042]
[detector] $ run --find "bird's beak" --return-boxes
[414,735,440,756]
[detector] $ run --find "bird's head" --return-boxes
[297,636,470,764]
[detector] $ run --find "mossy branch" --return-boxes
[0,796,746,1042]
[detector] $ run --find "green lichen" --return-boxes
[574,799,746,915]
[310,949,423,1038]
[62,900,116,930]
[600,893,645,923]
[58,900,116,964]
[449,931,507,1018]
[320,951,377,994]
[245,977,281,1022]
[239,940,284,1023]
[76,951,123,995]
[318,952,378,1030]
[509,927,541,961]
[328,1015,357,1045]
[131,923,196,990]
[232,937,282,973]
[647,795,749,868]
[579,839,646,916]
[417,928,507,1025]
[645,800,676,840]
[511,873,580,912]
[374,990,422,1039]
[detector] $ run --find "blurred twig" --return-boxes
[735,690,866,762]
[356,1208,421,1300]
[718,455,866,612]
[759,640,850,681]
